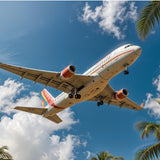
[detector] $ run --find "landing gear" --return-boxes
[124,70,129,75]
[68,88,81,99]
[75,94,81,99]
[124,64,129,75]
[68,93,73,98]
[97,100,104,107]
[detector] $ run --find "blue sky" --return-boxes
[0,1,160,160]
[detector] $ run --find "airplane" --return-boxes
[0,44,143,123]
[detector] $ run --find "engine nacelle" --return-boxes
[60,65,76,79]
[113,89,128,100]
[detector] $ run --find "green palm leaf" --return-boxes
[91,158,98,160]
[91,151,124,160]
[0,146,13,160]
[97,151,113,160]
[136,1,160,40]
[135,121,160,141]
[111,157,124,160]
[135,142,160,160]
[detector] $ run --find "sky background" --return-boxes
[0,1,160,160]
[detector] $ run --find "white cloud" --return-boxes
[144,75,160,118]
[0,79,83,160]
[144,93,160,118]
[79,1,137,40]
[85,150,95,160]
[153,75,160,92]
[0,79,25,113]
[86,151,91,159]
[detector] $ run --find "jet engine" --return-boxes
[113,89,128,100]
[60,65,76,79]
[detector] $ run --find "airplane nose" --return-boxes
[135,46,142,56]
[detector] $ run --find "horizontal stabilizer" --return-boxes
[45,114,62,123]
[14,106,47,115]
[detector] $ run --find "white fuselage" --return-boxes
[46,44,141,115]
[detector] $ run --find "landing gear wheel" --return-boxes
[100,100,104,105]
[75,94,81,99]
[97,102,101,107]
[97,100,104,107]
[68,93,73,98]
[124,70,129,75]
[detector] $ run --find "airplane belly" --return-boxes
[99,53,139,80]
[54,93,75,108]
[99,62,120,80]
[78,77,107,101]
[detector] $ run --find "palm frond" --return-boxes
[1,146,8,150]
[136,1,160,40]
[0,146,12,160]
[135,121,160,140]
[154,127,160,141]
[135,142,160,160]
[91,157,98,160]
[112,156,124,160]
[92,151,114,160]
[107,154,114,160]
[97,151,113,160]
[135,121,150,131]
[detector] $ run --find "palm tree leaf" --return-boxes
[1,146,8,150]
[91,151,114,160]
[135,121,160,140]
[136,1,160,40]
[112,156,124,160]
[107,154,114,159]
[91,157,98,160]
[0,146,12,160]
[135,121,150,131]
[135,142,160,160]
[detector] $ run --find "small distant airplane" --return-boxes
[0,44,143,123]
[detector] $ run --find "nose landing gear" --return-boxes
[124,64,129,75]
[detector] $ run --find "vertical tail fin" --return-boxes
[41,89,54,108]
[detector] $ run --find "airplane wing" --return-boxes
[45,114,62,123]
[14,106,47,115]
[88,84,143,111]
[0,62,93,93]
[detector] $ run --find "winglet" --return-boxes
[140,103,144,108]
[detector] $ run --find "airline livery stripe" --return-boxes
[41,91,48,102]
[42,100,45,108]
[90,49,134,75]
[52,105,65,109]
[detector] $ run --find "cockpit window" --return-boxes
[124,44,132,48]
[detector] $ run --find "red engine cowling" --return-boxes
[60,65,76,79]
[113,89,128,100]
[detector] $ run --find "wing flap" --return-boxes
[0,62,93,93]
[14,106,47,115]
[45,114,62,123]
